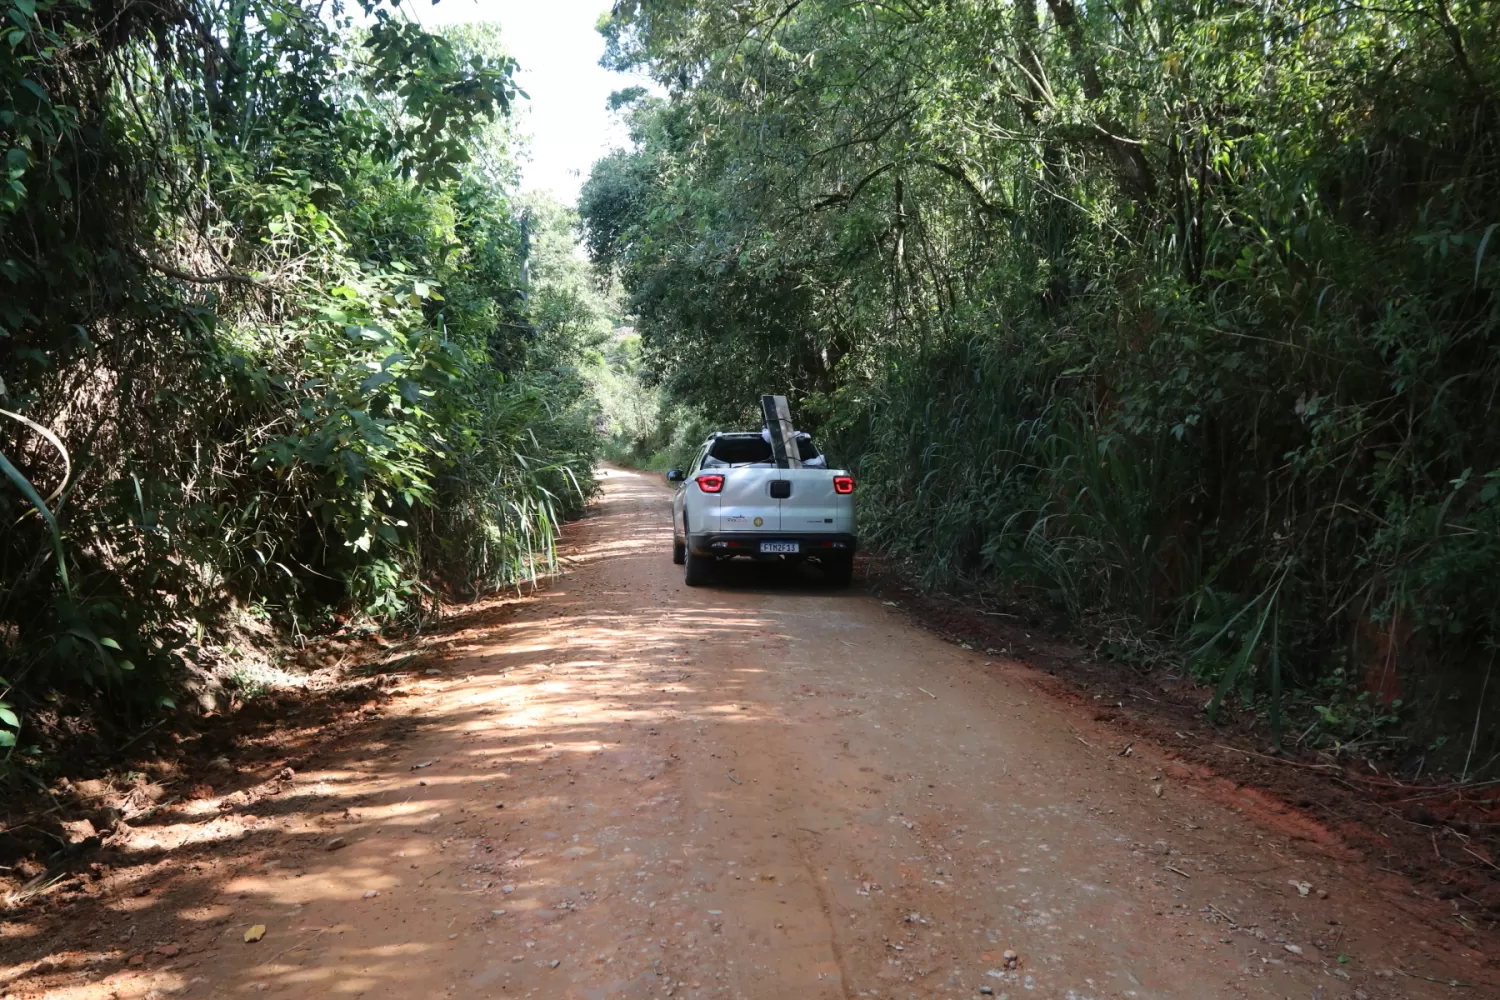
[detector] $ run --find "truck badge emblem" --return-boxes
[753,516,764,527]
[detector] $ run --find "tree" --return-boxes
[0,2,600,759]
[583,0,1500,759]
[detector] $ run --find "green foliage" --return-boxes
[0,6,600,764]
[592,331,709,472]
[584,1,1500,763]
[0,677,19,751]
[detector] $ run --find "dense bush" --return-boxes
[0,2,601,760]
[584,1,1500,766]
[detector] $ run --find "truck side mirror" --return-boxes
[666,469,685,482]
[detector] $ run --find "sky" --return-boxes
[408,0,654,204]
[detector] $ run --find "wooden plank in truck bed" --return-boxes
[760,394,803,470]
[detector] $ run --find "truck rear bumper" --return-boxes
[688,532,857,559]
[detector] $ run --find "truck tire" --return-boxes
[684,546,713,587]
[823,552,854,588]
[672,526,686,565]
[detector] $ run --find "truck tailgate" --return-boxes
[778,469,848,533]
[717,467,783,531]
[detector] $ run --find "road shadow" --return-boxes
[686,555,862,596]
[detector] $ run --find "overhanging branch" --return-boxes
[132,249,263,286]
[919,159,1019,220]
[813,162,895,209]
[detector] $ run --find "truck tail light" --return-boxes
[695,474,725,493]
[833,475,856,494]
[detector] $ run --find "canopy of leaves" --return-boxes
[0,3,602,758]
[584,1,1500,763]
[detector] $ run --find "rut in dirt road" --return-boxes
[24,467,1491,1000]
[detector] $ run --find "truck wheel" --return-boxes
[672,530,686,566]
[684,546,713,587]
[823,553,854,588]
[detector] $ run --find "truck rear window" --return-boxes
[708,437,773,465]
[705,434,822,466]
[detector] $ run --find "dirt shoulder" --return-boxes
[864,565,1500,940]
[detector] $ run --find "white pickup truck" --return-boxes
[667,430,857,587]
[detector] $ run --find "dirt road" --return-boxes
[7,468,1493,999]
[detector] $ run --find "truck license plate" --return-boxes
[759,541,799,554]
